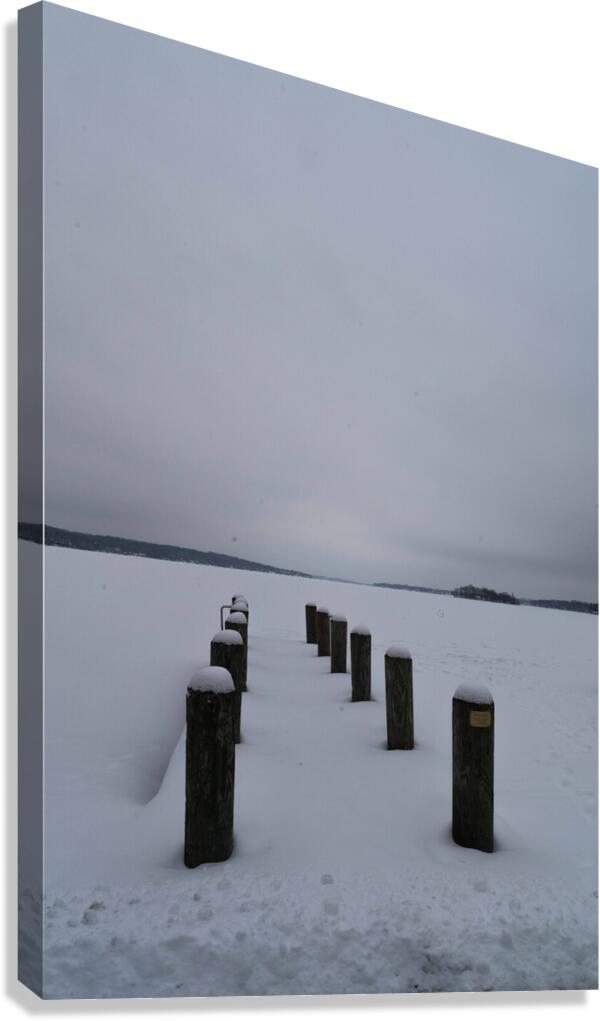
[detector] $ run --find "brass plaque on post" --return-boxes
[470,709,491,728]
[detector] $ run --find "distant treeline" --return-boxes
[18,523,312,578]
[375,579,596,614]
[521,598,598,615]
[452,585,520,605]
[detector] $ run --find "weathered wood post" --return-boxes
[330,614,347,673]
[225,611,248,690]
[385,646,414,749]
[210,630,245,743]
[184,666,235,868]
[316,607,330,657]
[305,603,317,644]
[350,625,371,701]
[452,684,494,852]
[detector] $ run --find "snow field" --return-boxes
[20,542,597,997]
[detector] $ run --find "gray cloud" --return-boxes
[40,4,598,601]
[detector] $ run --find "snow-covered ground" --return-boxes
[21,542,597,997]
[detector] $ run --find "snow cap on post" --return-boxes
[211,629,243,646]
[454,683,493,705]
[226,611,247,625]
[189,666,234,694]
[330,613,347,622]
[351,623,370,635]
[386,644,411,659]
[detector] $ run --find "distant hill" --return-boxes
[19,525,598,613]
[373,582,452,596]
[18,523,313,579]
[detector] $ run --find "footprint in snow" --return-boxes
[321,874,334,886]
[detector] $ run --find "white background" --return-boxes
[1,0,598,1016]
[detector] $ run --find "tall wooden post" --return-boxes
[225,612,248,690]
[305,603,317,644]
[316,607,330,657]
[330,615,347,673]
[385,646,414,749]
[184,667,235,868]
[350,626,371,701]
[452,684,494,852]
[210,630,245,742]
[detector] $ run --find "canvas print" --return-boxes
[18,1,598,1000]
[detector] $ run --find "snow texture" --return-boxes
[317,606,329,614]
[454,683,493,705]
[226,611,247,624]
[351,624,371,635]
[330,614,347,622]
[189,666,234,693]
[211,629,243,646]
[386,644,412,659]
[29,542,597,999]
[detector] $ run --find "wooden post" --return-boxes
[184,667,235,867]
[305,603,317,644]
[225,612,248,690]
[385,646,414,749]
[350,626,371,701]
[330,615,347,673]
[316,607,330,657]
[452,684,494,852]
[210,630,245,743]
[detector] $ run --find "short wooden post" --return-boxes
[330,615,347,673]
[225,612,248,690]
[452,685,494,852]
[350,626,371,701]
[210,630,245,742]
[316,607,330,656]
[305,603,317,644]
[385,646,414,749]
[184,667,235,868]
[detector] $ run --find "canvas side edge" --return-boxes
[18,0,44,999]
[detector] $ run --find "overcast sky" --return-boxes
[38,4,597,601]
